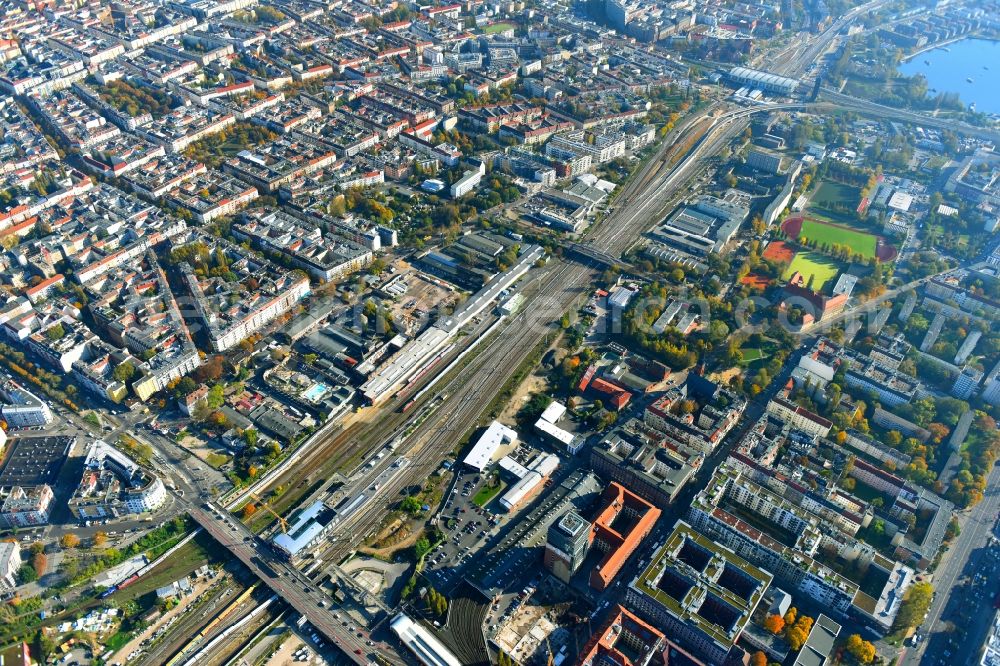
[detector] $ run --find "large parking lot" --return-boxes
[422,467,510,592]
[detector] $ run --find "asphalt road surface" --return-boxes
[902,463,1000,665]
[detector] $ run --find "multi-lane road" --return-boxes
[901,463,1000,665]
[189,503,398,665]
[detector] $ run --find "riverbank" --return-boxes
[900,34,984,62]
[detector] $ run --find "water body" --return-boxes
[898,38,1000,115]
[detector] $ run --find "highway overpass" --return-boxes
[820,88,1000,144]
[188,505,408,666]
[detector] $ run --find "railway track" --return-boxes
[306,109,776,562]
[317,260,591,563]
[193,603,284,666]
[239,262,581,531]
[199,8,897,659]
[243,102,784,561]
[138,583,258,666]
[227,95,759,532]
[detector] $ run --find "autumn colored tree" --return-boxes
[208,410,228,429]
[60,534,80,549]
[242,503,257,520]
[927,423,949,444]
[784,613,814,652]
[785,626,808,651]
[784,607,797,626]
[845,634,876,663]
[31,552,47,576]
[194,355,224,383]
[763,614,785,634]
[93,531,108,548]
[750,651,767,666]
[894,582,933,630]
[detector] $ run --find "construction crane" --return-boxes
[249,492,288,533]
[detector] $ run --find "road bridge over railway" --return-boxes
[566,242,631,269]
[189,505,408,665]
[820,88,1000,144]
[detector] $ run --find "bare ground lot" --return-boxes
[385,265,462,336]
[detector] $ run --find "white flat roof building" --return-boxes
[272,500,327,558]
[888,191,913,212]
[391,613,463,666]
[539,401,567,423]
[497,455,530,478]
[463,421,517,471]
[360,245,544,404]
[535,399,582,453]
[359,326,450,403]
[0,541,20,590]
[535,418,576,447]
[728,66,799,95]
[498,453,559,512]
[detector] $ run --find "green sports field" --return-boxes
[782,251,842,291]
[798,219,877,259]
[482,22,515,34]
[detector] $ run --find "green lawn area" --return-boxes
[472,482,506,507]
[807,210,876,232]
[799,218,877,258]
[808,180,866,225]
[482,22,515,34]
[739,338,778,369]
[104,630,133,652]
[110,531,227,603]
[782,251,843,291]
[846,479,891,505]
[204,452,230,469]
[811,181,862,209]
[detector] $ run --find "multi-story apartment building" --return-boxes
[171,233,311,352]
[140,106,236,153]
[0,380,52,428]
[85,252,201,401]
[222,137,336,193]
[765,396,832,439]
[841,353,921,407]
[546,130,627,165]
[121,154,208,199]
[68,441,166,519]
[27,89,121,150]
[925,270,1000,319]
[233,210,373,282]
[576,605,692,666]
[0,97,59,175]
[0,540,20,590]
[643,380,745,454]
[0,485,54,528]
[165,172,259,223]
[626,520,771,665]
[590,420,700,508]
[688,464,915,634]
